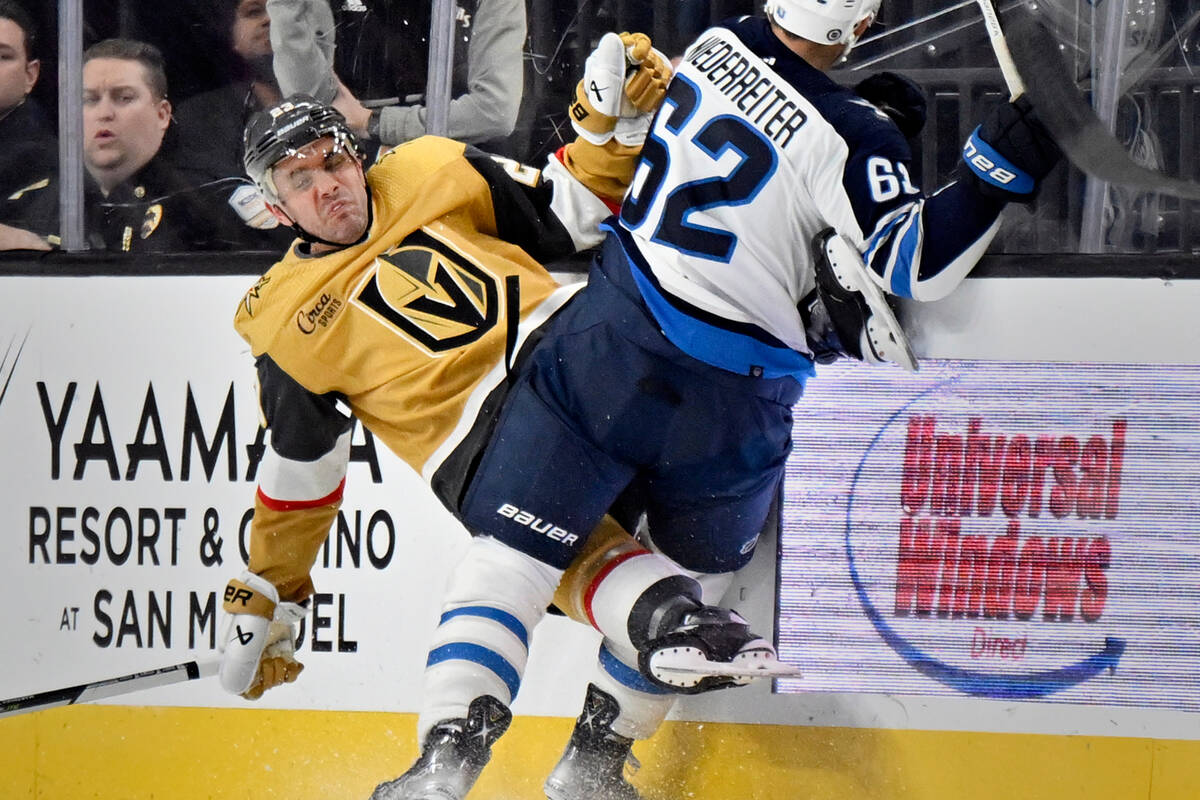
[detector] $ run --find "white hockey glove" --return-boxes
[562,32,671,203]
[218,570,308,700]
[569,32,672,147]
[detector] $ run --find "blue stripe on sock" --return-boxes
[600,644,674,695]
[427,642,522,699]
[439,606,529,649]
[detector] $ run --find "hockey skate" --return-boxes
[811,227,917,372]
[544,684,642,800]
[638,605,801,694]
[370,695,511,800]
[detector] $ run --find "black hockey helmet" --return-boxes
[243,94,362,202]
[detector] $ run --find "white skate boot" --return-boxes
[638,604,800,693]
[370,695,511,800]
[544,683,641,800]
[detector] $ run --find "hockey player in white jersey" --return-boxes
[534,2,1063,799]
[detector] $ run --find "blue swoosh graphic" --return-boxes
[843,374,1125,699]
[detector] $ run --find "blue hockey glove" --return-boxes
[962,96,1062,203]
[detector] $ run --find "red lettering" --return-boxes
[952,534,989,618]
[1026,436,1057,517]
[903,420,1126,522]
[1011,536,1045,620]
[983,521,1020,619]
[901,416,936,515]
[894,516,942,615]
[1080,536,1110,622]
[935,522,960,617]
[1049,437,1079,518]
[931,433,964,516]
[1042,536,1087,620]
[1077,436,1109,519]
[1105,420,1126,519]
[959,419,984,516]
[969,423,1004,517]
[970,627,987,657]
[968,627,1028,660]
[1000,435,1031,518]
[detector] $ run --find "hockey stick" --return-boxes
[0,658,220,719]
[975,0,1200,200]
[974,0,1025,97]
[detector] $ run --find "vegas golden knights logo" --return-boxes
[356,229,499,352]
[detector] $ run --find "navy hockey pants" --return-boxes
[459,235,804,572]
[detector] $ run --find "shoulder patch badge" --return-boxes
[242,275,271,317]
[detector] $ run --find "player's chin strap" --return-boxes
[801,228,918,372]
[289,186,376,252]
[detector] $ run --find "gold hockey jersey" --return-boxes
[235,136,582,474]
[232,136,612,601]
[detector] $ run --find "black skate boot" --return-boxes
[807,227,916,371]
[637,603,795,694]
[370,695,511,800]
[544,684,642,800]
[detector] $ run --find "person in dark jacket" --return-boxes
[174,0,283,184]
[82,38,274,252]
[0,0,56,251]
[172,0,292,248]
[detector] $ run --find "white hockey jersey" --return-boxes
[614,16,1004,375]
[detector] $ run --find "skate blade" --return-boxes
[650,645,803,684]
[653,660,803,681]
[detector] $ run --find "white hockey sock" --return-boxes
[592,642,676,740]
[418,536,562,743]
[584,550,698,652]
[585,565,735,740]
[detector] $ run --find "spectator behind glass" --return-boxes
[83,38,276,252]
[174,0,283,184]
[173,0,291,246]
[0,0,56,251]
[267,0,524,152]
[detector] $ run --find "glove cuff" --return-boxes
[561,138,643,203]
[570,80,618,144]
[222,571,279,620]
[274,600,310,625]
[962,126,1036,197]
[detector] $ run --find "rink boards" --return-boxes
[3,704,1200,799]
[3,274,1200,798]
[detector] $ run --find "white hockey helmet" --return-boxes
[764,0,882,54]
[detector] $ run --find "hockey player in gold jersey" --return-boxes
[216,33,793,800]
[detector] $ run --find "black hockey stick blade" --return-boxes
[0,658,219,719]
[1005,10,1200,200]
